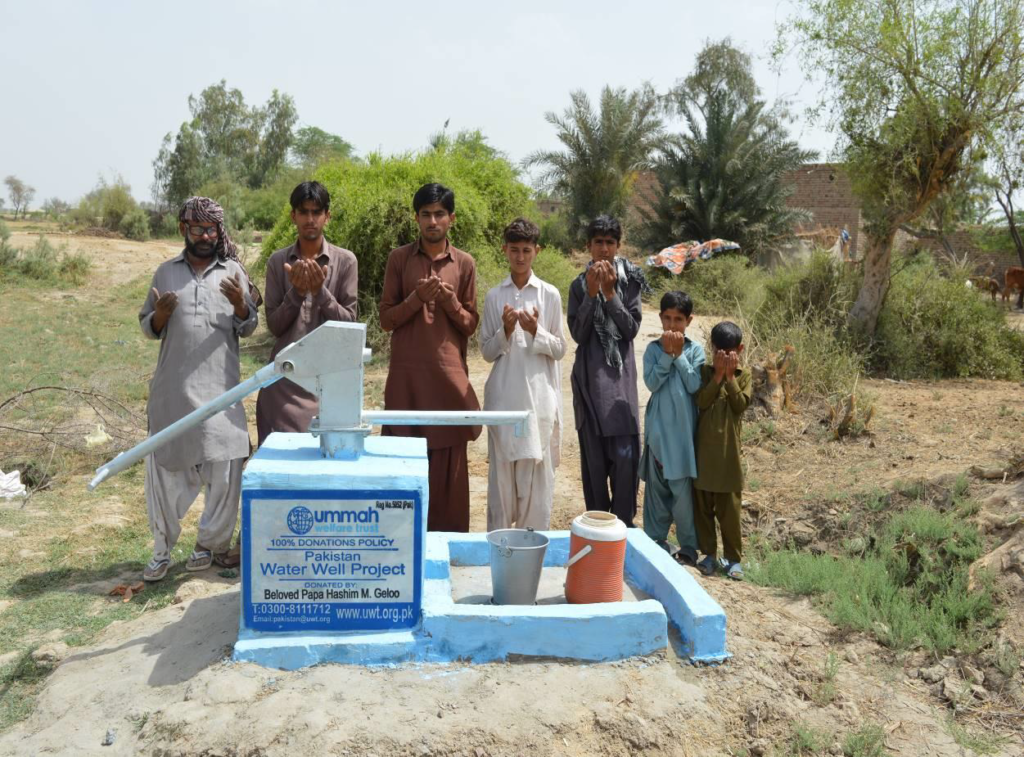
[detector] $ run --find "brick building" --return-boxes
[782,163,863,257]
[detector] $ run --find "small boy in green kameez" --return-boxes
[694,321,751,579]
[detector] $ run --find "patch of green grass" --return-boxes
[0,235,92,287]
[748,507,999,654]
[945,717,1009,755]
[0,651,50,731]
[859,488,890,513]
[997,404,1013,418]
[955,498,982,517]
[842,723,889,757]
[951,473,970,500]
[893,480,926,501]
[991,641,1021,678]
[811,652,840,706]
[785,723,831,755]
[130,711,150,733]
[743,419,777,446]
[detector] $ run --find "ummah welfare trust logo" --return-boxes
[286,506,314,535]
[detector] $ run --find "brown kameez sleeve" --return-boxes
[314,253,358,322]
[379,248,422,333]
[265,253,305,338]
[438,254,478,337]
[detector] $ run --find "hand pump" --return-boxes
[89,321,526,490]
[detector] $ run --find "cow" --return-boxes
[1003,266,1024,310]
[968,262,1001,302]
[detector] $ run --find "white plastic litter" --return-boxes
[0,469,27,499]
[85,424,113,448]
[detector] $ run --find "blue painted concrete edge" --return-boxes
[444,530,571,567]
[624,530,730,662]
[231,529,728,668]
[419,573,667,662]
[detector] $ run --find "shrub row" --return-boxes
[0,223,91,286]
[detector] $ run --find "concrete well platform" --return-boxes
[233,529,728,669]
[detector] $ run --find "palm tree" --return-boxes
[637,39,815,255]
[526,85,664,241]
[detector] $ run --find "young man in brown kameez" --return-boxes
[378,183,481,532]
[256,181,358,445]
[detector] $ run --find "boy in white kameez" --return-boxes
[481,218,567,530]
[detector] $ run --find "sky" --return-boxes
[0,0,833,207]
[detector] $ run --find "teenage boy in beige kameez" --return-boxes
[480,218,566,530]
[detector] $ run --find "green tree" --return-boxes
[152,81,298,207]
[900,159,996,260]
[153,120,208,210]
[781,0,1024,335]
[291,126,356,168]
[242,89,299,189]
[41,197,71,218]
[72,175,141,233]
[5,176,35,219]
[526,85,664,240]
[638,39,814,254]
[991,118,1024,269]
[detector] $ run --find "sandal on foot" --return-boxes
[725,561,744,580]
[213,545,240,569]
[143,558,169,582]
[674,549,698,568]
[186,547,213,572]
[697,556,718,576]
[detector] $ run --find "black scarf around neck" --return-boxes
[577,257,648,374]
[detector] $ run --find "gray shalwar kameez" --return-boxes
[139,252,258,560]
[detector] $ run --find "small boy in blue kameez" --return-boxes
[639,291,705,564]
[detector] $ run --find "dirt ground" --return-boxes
[1,231,1023,756]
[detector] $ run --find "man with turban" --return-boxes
[137,197,259,581]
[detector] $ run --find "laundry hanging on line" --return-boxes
[645,239,742,275]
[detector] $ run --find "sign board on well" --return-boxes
[242,489,422,632]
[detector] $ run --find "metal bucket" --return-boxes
[487,528,549,605]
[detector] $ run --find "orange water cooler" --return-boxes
[564,511,628,603]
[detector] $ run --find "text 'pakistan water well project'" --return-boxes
[91,322,728,670]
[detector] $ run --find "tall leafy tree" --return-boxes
[4,176,35,220]
[638,39,814,254]
[991,119,1024,269]
[42,198,71,217]
[526,85,664,239]
[900,159,995,260]
[782,0,1024,335]
[152,81,298,207]
[243,90,299,189]
[291,126,356,168]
